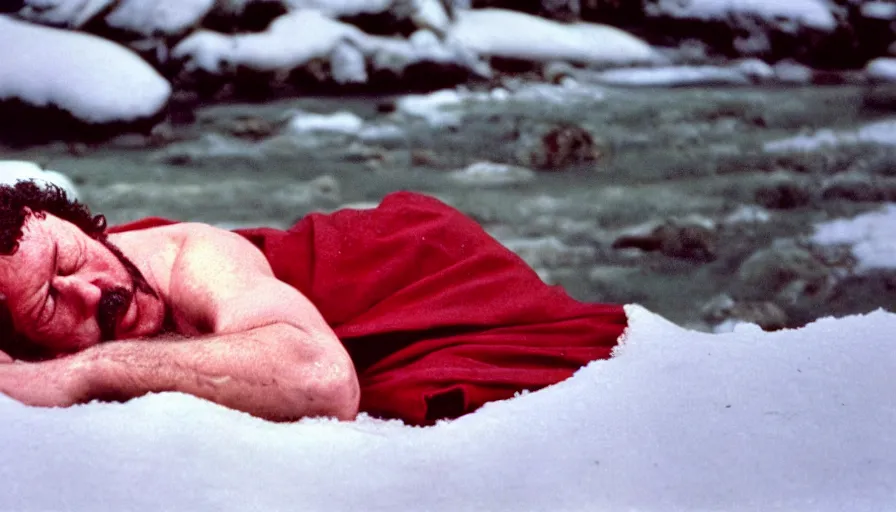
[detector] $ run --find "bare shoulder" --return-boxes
[170,222,271,274]
[161,223,328,336]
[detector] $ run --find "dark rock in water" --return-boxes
[737,242,835,303]
[523,123,602,170]
[754,181,812,210]
[613,222,717,263]
[862,85,896,111]
[796,269,896,325]
[821,177,889,202]
[217,115,277,140]
[702,295,789,331]
[0,98,164,148]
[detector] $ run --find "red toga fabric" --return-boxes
[109,192,627,425]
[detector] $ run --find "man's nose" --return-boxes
[52,275,102,316]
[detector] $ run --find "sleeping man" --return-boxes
[0,180,627,425]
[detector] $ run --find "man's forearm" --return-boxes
[73,323,359,421]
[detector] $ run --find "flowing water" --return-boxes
[5,83,896,329]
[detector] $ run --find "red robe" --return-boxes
[109,192,627,425]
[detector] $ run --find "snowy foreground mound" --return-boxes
[2,305,894,511]
[0,15,170,124]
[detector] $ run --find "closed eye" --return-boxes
[33,285,57,332]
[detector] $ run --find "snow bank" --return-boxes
[2,305,895,511]
[812,204,896,270]
[449,8,659,65]
[0,16,170,123]
[0,160,80,199]
[647,0,837,31]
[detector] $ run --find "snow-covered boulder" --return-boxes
[0,16,171,125]
[173,10,365,74]
[104,0,216,37]
[449,8,659,66]
[17,0,214,36]
[16,0,114,28]
[645,0,837,32]
[171,9,488,89]
[0,161,80,200]
[866,58,896,83]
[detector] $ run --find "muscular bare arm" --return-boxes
[0,322,358,421]
[0,223,360,421]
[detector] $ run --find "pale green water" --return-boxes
[4,84,895,327]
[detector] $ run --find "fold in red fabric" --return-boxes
[109,192,627,425]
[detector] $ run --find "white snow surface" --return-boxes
[0,16,170,123]
[2,304,895,511]
[104,0,215,36]
[0,161,80,199]
[449,8,659,65]
[812,204,896,270]
[647,0,837,31]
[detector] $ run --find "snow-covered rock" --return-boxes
[0,161,80,200]
[395,89,465,127]
[861,1,896,21]
[591,65,754,87]
[0,15,170,124]
[16,0,114,28]
[287,110,365,135]
[450,8,659,65]
[173,10,365,74]
[866,57,896,83]
[172,9,488,83]
[449,161,537,186]
[104,0,215,36]
[17,0,211,37]
[645,0,838,32]
[812,204,896,271]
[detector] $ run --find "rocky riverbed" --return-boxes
[4,81,896,331]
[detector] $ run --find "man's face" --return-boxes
[0,211,147,353]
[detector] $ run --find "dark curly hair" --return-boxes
[0,180,108,256]
[0,180,153,360]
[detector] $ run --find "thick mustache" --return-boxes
[97,286,132,342]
